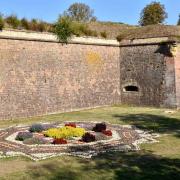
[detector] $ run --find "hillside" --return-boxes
[117,25,180,40]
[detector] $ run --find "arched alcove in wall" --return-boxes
[123,85,139,92]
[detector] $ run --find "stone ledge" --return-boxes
[119,37,176,46]
[0,29,120,47]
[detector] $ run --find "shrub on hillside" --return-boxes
[29,19,38,31]
[54,16,73,43]
[100,31,108,38]
[116,34,126,42]
[6,15,20,29]
[0,14,4,30]
[20,18,30,30]
[36,21,46,32]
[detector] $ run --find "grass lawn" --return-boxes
[0,105,180,180]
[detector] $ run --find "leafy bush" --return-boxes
[28,19,38,31]
[100,31,107,38]
[20,18,30,30]
[23,137,48,145]
[116,34,126,42]
[36,21,46,32]
[54,16,73,43]
[53,138,67,145]
[6,15,20,28]
[82,132,95,142]
[93,123,106,132]
[139,2,168,26]
[15,132,33,141]
[63,3,96,22]
[29,124,45,132]
[71,21,98,37]
[0,14,4,30]
[71,21,87,36]
[44,126,86,139]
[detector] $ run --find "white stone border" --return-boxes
[0,122,160,161]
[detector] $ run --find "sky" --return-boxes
[0,0,179,25]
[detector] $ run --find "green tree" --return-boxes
[177,14,180,25]
[21,18,30,30]
[64,3,96,22]
[0,14,4,30]
[6,14,20,28]
[139,1,167,26]
[54,16,73,43]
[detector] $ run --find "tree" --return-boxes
[177,14,180,25]
[54,16,73,43]
[139,1,167,26]
[6,14,20,28]
[21,18,30,30]
[0,14,4,30]
[63,3,96,22]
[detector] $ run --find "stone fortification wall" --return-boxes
[0,30,179,120]
[0,30,120,119]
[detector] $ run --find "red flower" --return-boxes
[102,130,112,136]
[53,138,67,144]
[65,123,76,128]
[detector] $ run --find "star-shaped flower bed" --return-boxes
[0,122,159,161]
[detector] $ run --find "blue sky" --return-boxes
[0,0,179,25]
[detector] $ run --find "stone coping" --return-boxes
[0,29,119,47]
[119,37,177,46]
[0,29,178,47]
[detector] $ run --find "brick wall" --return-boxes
[119,43,176,107]
[0,30,179,120]
[174,44,180,108]
[0,38,120,119]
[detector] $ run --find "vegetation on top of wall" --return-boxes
[100,31,108,39]
[54,16,74,43]
[0,14,4,30]
[5,14,20,29]
[54,15,99,43]
[116,24,180,41]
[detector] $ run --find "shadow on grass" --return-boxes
[113,114,180,135]
[91,151,180,180]
[26,151,180,180]
[27,162,79,180]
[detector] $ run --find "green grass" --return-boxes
[0,106,180,180]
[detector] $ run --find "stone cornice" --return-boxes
[0,29,120,47]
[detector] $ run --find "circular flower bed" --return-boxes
[0,121,159,161]
[14,122,112,145]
